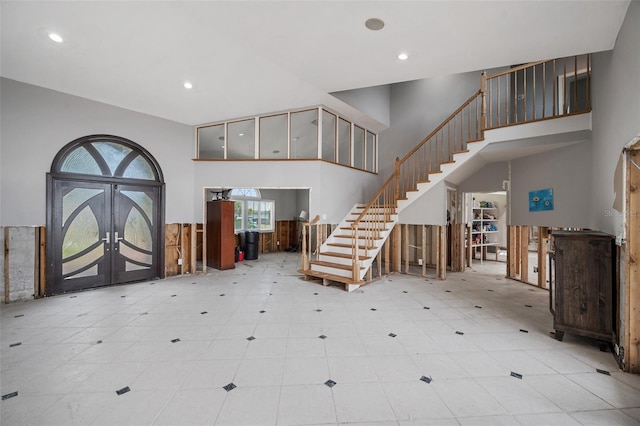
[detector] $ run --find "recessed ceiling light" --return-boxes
[398,53,409,61]
[48,33,63,43]
[183,81,193,89]
[365,18,385,31]
[239,133,244,136]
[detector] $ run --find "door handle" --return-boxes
[102,232,110,244]
[114,232,124,243]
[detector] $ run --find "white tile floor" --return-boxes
[2,252,639,426]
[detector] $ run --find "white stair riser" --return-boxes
[332,229,389,238]
[317,255,371,267]
[311,264,353,278]
[324,245,377,257]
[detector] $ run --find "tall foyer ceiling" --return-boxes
[0,1,630,126]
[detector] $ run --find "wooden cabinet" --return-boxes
[206,200,235,270]
[550,230,615,343]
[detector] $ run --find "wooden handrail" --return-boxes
[486,59,548,79]
[399,90,483,164]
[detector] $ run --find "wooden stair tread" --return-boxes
[453,149,470,154]
[299,269,363,285]
[339,226,389,231]
[346,219,394,223]
[354,205,396,209]
[320,251,371,260]
[334,235,383,240]
[310,260,364,271]
[467,138,485,143]
[327,242,377,250]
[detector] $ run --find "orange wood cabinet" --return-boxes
[206,200,236,270]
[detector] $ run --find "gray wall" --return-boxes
[193,160,377,226]
[0,78,195,225]
[589,1,639,354]
[590,0,640,237]
[378,70,485,179]
[458,162,509,193]
[510,142,592,227]
[0,78,377,228]
[331,84,391,128]
[259,188,309,221]
[398,181,447,225]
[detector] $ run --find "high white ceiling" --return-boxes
[1,1,630,127]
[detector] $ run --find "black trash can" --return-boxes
[245,231,259,260]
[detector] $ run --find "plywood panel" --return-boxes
[165,223,180,277]
[520,225,529,283]
[538,226,549,288]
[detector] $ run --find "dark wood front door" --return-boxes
[49,180,160,295]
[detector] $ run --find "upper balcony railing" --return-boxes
[195,106,378,174]
[484,54,591,129]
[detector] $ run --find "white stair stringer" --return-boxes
[397,139,489,213]
[307,139,490,291]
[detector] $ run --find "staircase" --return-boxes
[302,204,398,291]
[300,55,591,291]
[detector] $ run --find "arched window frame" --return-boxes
[50,134,164,184]
[227,188,274,233]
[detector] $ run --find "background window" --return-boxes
[260,114,288,159]
[366,131,376,172]
[227,119,255,159]
[337,118,351,166]
[321,110,336,162]
[198,124,225,159]
[353,126,365,169]
[290,109,318,159]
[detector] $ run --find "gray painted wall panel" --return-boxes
[0,78,194,225]
[458,162,509,194]
[510,142,591,227]
[590,0,640,237]
[331,84,391,128]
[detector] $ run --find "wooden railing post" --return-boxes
[394,157,401,201]
[301,224,308,270]
[480,70,487,137]
[352,224,360,281]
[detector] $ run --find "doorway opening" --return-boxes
[46,135,165,296]
[466,191,507,266]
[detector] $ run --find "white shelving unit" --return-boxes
[471,207,499,261]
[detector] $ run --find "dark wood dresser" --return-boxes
[549,230,615,343]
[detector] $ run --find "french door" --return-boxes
[48,178,160,295]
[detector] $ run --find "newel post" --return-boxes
[480,71,487,137]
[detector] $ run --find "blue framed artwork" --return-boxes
[529,188,554,211]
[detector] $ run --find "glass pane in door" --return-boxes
[113,185,158,284]
[62,205,102,277]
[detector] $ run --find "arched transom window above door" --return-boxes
[51,134,163,182]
